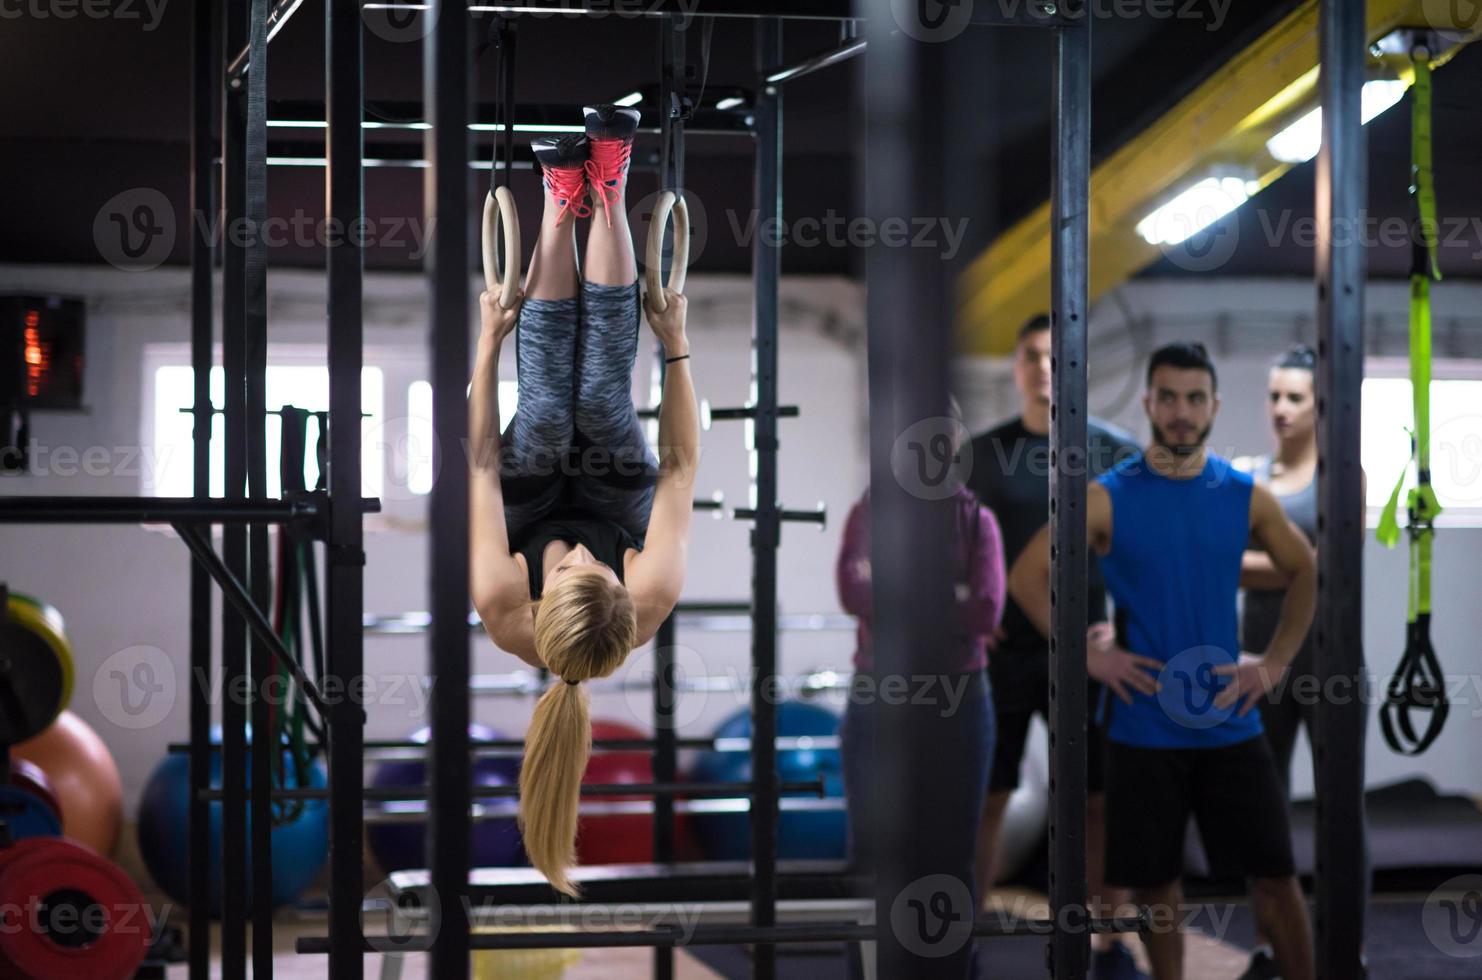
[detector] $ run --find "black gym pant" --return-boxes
[1104,735,1297,889]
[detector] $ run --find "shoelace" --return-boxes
[584,137,632,227]
[542,164,592,223]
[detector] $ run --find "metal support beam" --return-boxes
[764,38,865,85]
[326,1,367,975]
[220,1,250,971]
[1314,0,1369,976]
[750,18,782,980]
[426,1,473,976]
[186,4,217,977]
[1049,17,1093,980]
[860,2,969,977]
[0,497,318,524]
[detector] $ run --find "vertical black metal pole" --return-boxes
[652,18,686,980]
[860,2,960,976]
[427,2,472,976]
[750,18,782,980]
[242,0,275,973]
[326,1,366,977]
[1314,0,1368,975]
[188,4,218,977]
[1049,16,1093,980]
[220,2,249,975]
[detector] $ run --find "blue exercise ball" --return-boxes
[688,702,846,861]
[366,724,524,873]
[136,734,328,916]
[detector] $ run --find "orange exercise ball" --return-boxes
[13,710,124,857]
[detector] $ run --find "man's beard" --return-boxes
[1152,422,1211,456]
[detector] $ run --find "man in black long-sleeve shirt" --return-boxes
[966,315,1142,980]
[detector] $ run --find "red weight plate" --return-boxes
[0,838,150,980]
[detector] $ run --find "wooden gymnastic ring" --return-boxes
[644,190,689,313]
[481,186,521,310]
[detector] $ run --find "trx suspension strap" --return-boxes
[1377,45,1447,756]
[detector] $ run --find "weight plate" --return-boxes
[0,597,74,744]
[0,788,61,843]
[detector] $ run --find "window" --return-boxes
[1362,376,1482,514]
[150,365,384,498]
[405,379,519,495]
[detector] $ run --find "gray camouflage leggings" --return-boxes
[500,279,658,545]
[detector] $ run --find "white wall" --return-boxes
[2,265,1478,828]
[0,265,867,820]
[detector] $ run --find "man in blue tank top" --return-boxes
[1008,343,1317,980]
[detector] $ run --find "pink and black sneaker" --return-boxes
[532,134,592,223]
[583,104,639,227]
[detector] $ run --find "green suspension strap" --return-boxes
[1377,45,1447,756]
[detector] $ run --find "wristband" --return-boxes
[665,354,691,365]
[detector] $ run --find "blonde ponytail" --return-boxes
[519,570,638,897]
[519,680,591,897]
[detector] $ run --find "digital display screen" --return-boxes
[0,295,85,410]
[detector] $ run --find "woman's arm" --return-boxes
[628,290,699,642]
[468,292,541,666]
[835,499,872,619]
[962,503,1006,636]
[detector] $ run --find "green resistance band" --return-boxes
[1378,46,1448,756]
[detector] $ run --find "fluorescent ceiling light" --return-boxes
[1135,176,1255,246]
[614,91,644,107]
[1265,79,1409,164]
[715,96,744,111]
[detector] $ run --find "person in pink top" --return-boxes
[834,399,1006,980]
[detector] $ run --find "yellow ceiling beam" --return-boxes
[957,0,1475,356]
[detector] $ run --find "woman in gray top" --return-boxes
[1237,345,1319,795]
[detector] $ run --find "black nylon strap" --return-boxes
[1380,614,1450,755]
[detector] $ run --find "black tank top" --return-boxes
[513,508,637,599]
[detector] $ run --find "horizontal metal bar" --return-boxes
[225,0,305,83]
[705,405,800,421]
[765,38,866,85]
[298,912,1150,953]
[363,1,858,20]
[200,779,826,803]
[169,735,842,756]
[365,796,848,822]
[733,507,827,526]
[0,496,319,525]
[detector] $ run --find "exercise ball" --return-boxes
[688,702,847,861]
[367,724,523,874]
[9,758,63,826]
[13,710,123,856]
[577,719,687,865]
[136,737,329,915]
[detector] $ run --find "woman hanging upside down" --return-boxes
[469,105,700,896]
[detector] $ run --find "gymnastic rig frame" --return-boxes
[0,1,1369,979]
